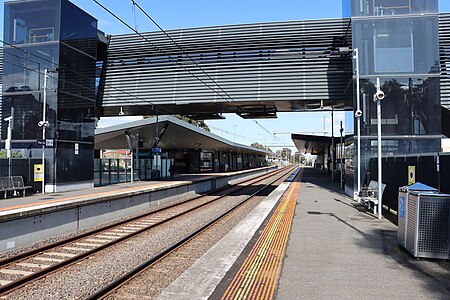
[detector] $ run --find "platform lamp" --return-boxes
[38,69,56,194]
[39,68,58,194]
[336,47,363,196]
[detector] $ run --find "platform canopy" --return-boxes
[291,133,332,155]
[95,115,271,155]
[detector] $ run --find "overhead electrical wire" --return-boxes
[130,0,277,139]
[93,0,234,105]
[94,0,277,139]
[207,125,259,143]
[1,56,159,115]
[0,38,176,115]
[1,1,278,141]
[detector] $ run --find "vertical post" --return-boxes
[331,107,335,182]
[42,68,48,194]
[156,115,159,179]
[340,121,344,189]
[124,131,134,183]
[5,107,14,177]
[376,78,383,220]
[437,153,440,192]
[136,137,139,180]
[130,147,134,183]
[354,48,362,196]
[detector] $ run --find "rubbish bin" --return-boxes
[404,191,450,259]
[397,183,437,248]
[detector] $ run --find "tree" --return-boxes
[250,142,272,152]
[280,148,292,162]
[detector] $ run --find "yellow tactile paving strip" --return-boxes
[221,168,303,300]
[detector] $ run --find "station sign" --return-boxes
[34,164,44,182]
[36,139,54,147]
[152,148,162,153]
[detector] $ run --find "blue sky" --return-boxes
[2,0,450,151]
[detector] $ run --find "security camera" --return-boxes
[375,90,385,100]
[355,109,362,118]
[38,121,50,128]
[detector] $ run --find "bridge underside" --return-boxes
[99,18,353,118]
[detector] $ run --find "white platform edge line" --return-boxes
[158,168,299,300]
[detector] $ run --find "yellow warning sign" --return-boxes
[408,166,416,185]
[34,164,43,182]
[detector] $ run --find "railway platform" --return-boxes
[0,166,275,252]
[160,167,450,300]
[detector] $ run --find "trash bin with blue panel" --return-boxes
[405,191,450,259]
[397,183,437,248]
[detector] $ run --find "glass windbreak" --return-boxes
[1,44,59,141]
[1,92,58,141]
[2,44,59,93]
[350,0,438,17]
[353,16,439,76]
[357,77,440,137]
[4,0,61,45]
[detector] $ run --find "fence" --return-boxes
[0,158,42,192]
[367,153,450,212]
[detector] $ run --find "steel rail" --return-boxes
[0,168,278,268]
[0,167,289,295]
[86,166,298,300]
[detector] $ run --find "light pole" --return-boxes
[4,107,14,177]
[38,69,51,194]
[353,48,362,197]
[340,121,344,189]
[375,78,385,220]
[125,131,136,183]
[331,107,335,182]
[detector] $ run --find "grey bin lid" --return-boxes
[399,182,438,192]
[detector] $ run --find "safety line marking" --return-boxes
[221,168,303,300]
[0,169,265,213]
[0,180,197,213]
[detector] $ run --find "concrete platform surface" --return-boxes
[0,166,276,251]
[158,168,299,300]
[276,168,450,300]
[0,166,274,220]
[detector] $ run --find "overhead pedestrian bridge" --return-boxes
[98,18,353,118]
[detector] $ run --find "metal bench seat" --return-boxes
[0,176,32,198]
[358,180,386,214]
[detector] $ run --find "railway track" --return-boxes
[87,166,298,299]
[0,166,294,297]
